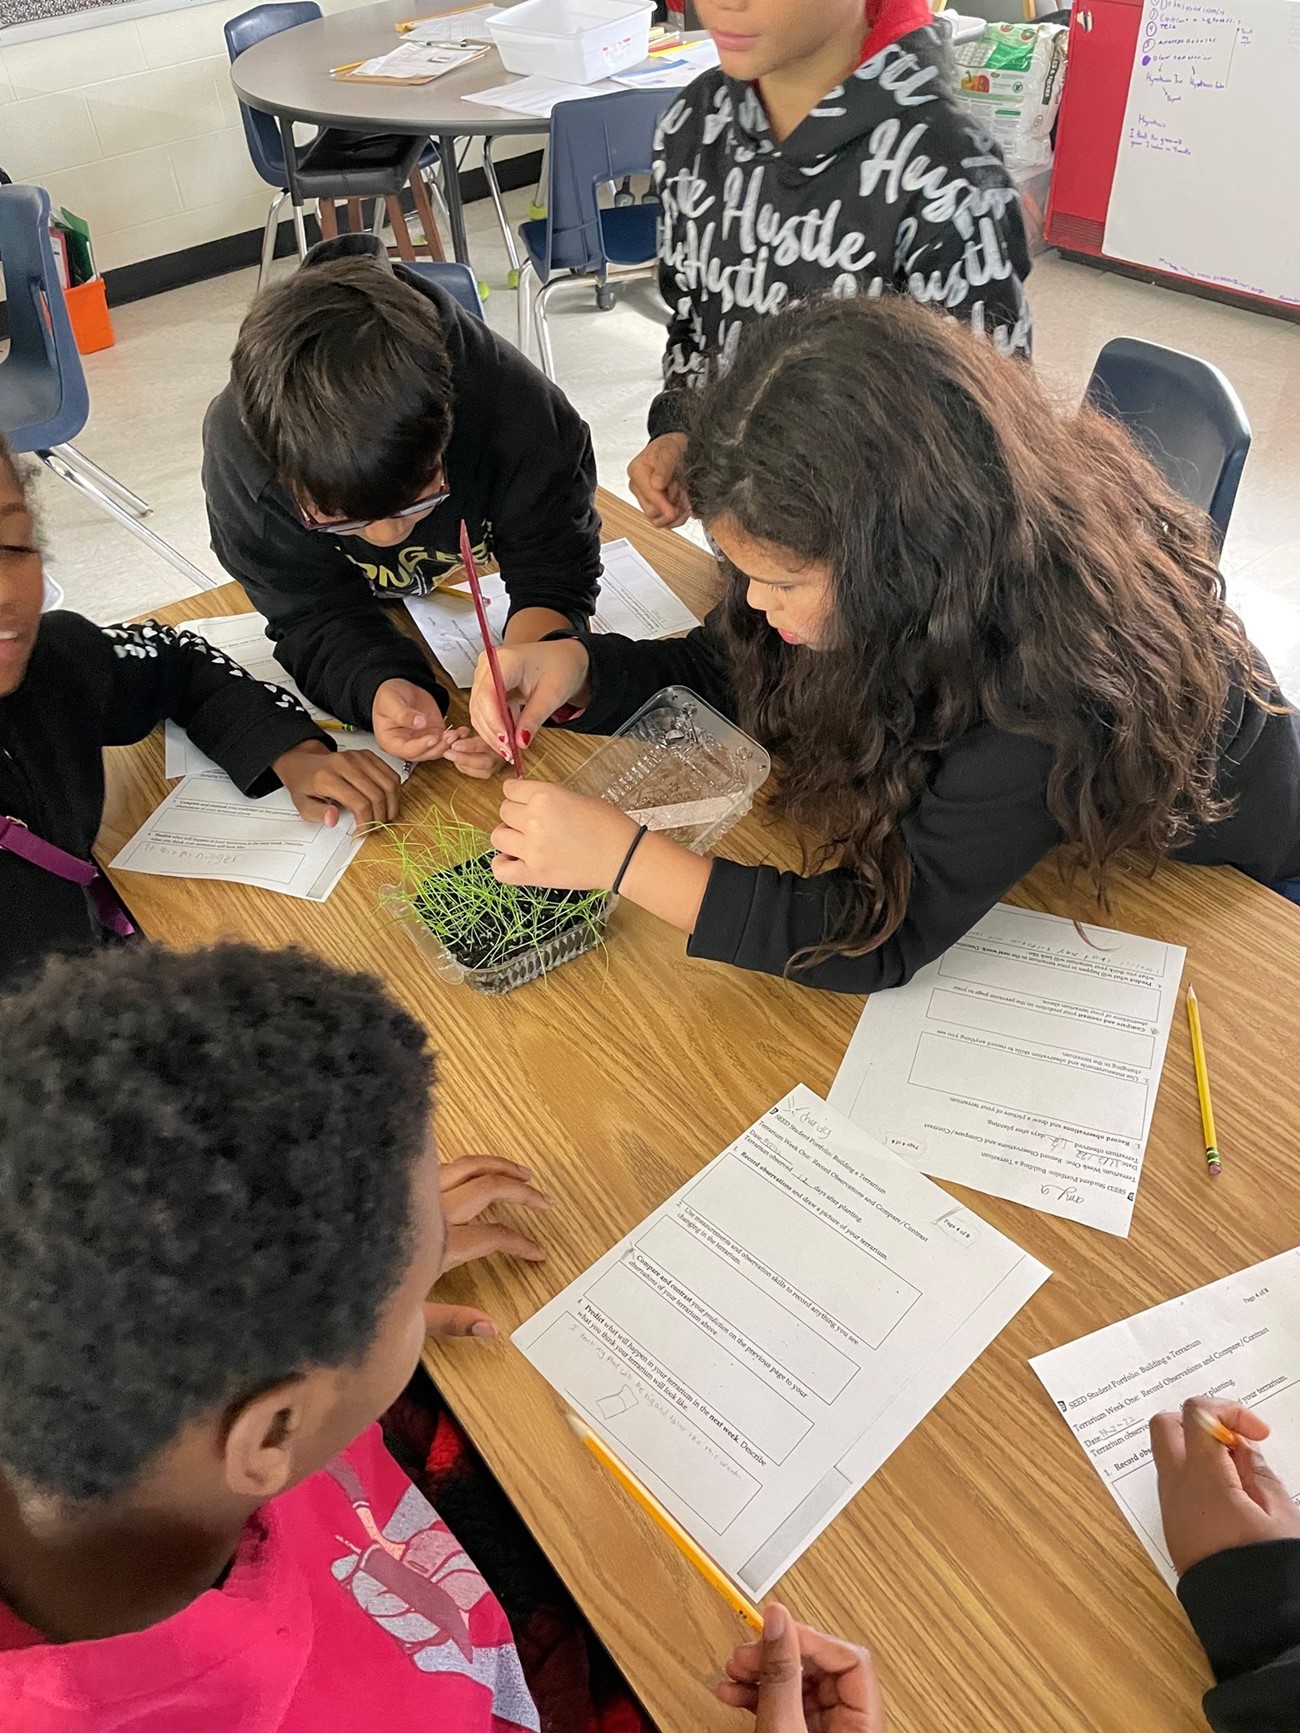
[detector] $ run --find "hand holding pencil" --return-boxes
[569,1414,889,1729]
[716,1604,889,1732]
[1150,1397,1300,1576]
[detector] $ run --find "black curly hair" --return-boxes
[0,943,435,1505]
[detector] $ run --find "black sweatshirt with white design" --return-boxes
[202,235,602,728]
[567,614,1300,993]
[648,25,1033,439]
[0,611,325,983]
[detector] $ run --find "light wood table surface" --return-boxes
[100,490,1300,1733]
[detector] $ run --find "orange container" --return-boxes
[65,277,115,355]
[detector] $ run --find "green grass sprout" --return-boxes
[376,804,609,984]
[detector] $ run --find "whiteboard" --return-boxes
[1103,0,1300,307]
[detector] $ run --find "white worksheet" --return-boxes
[404,539,698,689]
[404,4,496,42]
[163,614,406,783]
[464,74,622,118]
[171,615,325,717]
[339,41,486,80]
[829,905,1186,1237]
[514,1086,1049,1597]
[1032,1248,1300,1588]
[111,769,364,901]
[164,723,406,782]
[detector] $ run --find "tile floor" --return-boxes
[34,185,1300,692]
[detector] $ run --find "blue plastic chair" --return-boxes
[0,184,210,584]
[407,261,485,321]
[225,2,442,291]
[516,89,675,380]
[1085,336,1252,546]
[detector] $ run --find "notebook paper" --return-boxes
[515,1086,1048,1597]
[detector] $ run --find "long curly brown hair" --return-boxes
[682,296,1269,968]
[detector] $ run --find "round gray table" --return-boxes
[230,0,547,264]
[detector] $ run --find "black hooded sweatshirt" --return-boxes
[648,11,1033,438]
[202,234,602,727]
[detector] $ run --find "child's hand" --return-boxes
[372,678,450,762]
[442,726,507,781]
[423,1157,552,1341]
[628,432,690,529]
[439,1154,551,1268]
[274,740,401,829]
[490,781,639,890]
[1151,1397,1300,1574]
[716,1604,887,1732]
[468,638,590,755]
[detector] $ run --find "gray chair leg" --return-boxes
[516,257,536,358]
[49,443,150,518]
[423,159,451,227]
[40,450,218,590]
[258,189,289,291]
[530,141,549,217]
[292,199,309,260]
[533,278,562,382]
[481,137,522,275]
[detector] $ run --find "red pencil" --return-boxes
[458,522,523,776]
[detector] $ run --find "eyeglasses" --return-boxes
[300,487,450,538]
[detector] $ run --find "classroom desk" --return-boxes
[100,490,1300,1733]
[229,0,548,266]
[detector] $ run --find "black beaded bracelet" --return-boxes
[611,824,649,897]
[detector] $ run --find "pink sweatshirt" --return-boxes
[0,1425,539,1733]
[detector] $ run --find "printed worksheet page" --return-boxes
[1031,1249,1300,1587]
[111,770,363,901]
[162,614,404,782]
[514,1086,1049,1597]
[172,614,325,716]
[829,905,1186,1237]
[404,540,698,688]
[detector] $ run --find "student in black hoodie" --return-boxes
[1154,1398,1300,1731]
[466,297,1300,994]
[629,0,1033,528]
[202,236,602,778]
[0,440,401,983]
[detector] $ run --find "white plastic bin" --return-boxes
[488,0,654,84]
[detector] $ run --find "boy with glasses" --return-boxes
[203,236,602,771]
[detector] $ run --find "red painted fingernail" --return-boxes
[519,729,533,747]
[496,733,506,744]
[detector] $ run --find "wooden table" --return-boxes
[100,490,1300,1733]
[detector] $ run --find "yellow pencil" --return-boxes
[566,1414,764,1631]
[1192,1405,1240,1449]
[317,718,355,733]
[1186,985,1221,1177]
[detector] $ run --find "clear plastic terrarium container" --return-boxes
[389,686,769,994]
[388,867,612,996]
[564,685,771,849]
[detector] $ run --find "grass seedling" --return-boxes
[377,806,609,988]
